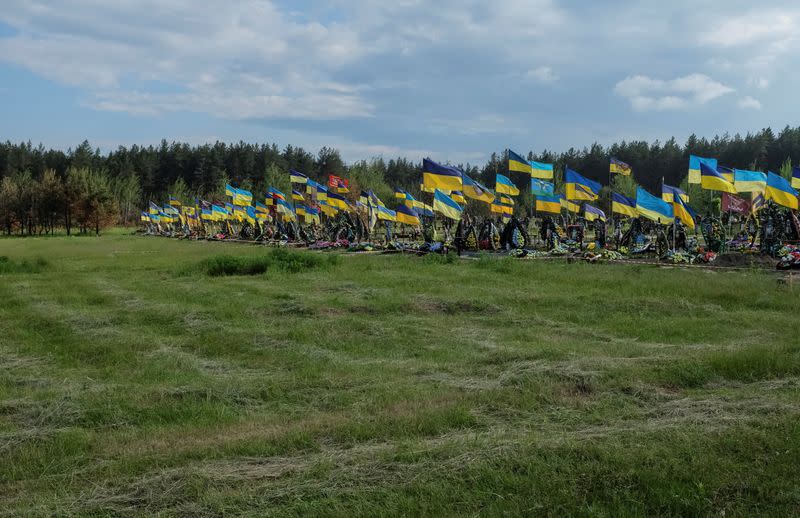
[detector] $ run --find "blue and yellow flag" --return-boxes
[766,171,799,209]
[495,174,520,196]
[395,204,421,226]
[673,196,696,229]
[535,194,561,214]
[225,184,235,197]
[636,186,673,223]
[508,149,532,174]
[140,211,150,222]
[611,192,638,218]
[565,168,600,201]
[531,179,555,196]
[423,158,462,191]
[169,196,182,207]
[433,189,463,220]
[491,199,514,217]
[792,166,800,190]
[584,204,606,222]
[531,161,554,180]
[450,191,466,204]
[688,155,717,184]
[375,205,396,222]
[751,192,766,213]
[499,195,515,206]
[149,201,160,215]
[661,184,688,203]
[734,169,767,193]
[290,169,308,184]
[717,165,735,183]
[610,157,631,176]
[292,190,304,202]
[462,173,495,204]
[700,163,737,193]
[561,198,580,213]
[327,191,351,211]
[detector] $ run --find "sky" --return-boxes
[0,1,798,164]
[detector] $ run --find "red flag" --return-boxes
[721,192,750,214]
[328,175,348,189]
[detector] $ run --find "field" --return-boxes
[1,233,799,516]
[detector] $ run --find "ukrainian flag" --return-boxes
[700,163,737,193]
[584,204,606,222]
[611,192,638,218]
[225,184,235,197]
[734,170,767,193]
[418,203,434,218]
[395,204,421,226]
[751,192,766,213]
[375,205,396,222]
[688,155,717,184]
[560,198,580,213]
[661,184,688,203]
[531,179,555,196]
[462,173,495,204]
[672,196,696,230]
[565,168,600,201]
[508,149,532,174]
[201,208,213,221]
[792,166,800,190]
[495,174,520,196]
[291,190,304,202]
[535,194,561,214]
[766,171,799,209]
[327,192,351,211]
[500,195,515,206]
[255,201,269,213]
[423,158,462,191]
[140,212,150,222]
[233,187,253,206]
[433,189,463,220]
[149,201,160,215]
[169,196,182,207]
[290,169,308,184]
[212,204,227,220]
[717,165,735,183]
[531,161,554,180]
[491,200,513,216]
[636,187,673,223]
[450,191,466,204]
[610,157,632,176]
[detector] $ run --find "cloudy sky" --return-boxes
[0,1,797,163]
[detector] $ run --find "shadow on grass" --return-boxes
[181,248,339,277]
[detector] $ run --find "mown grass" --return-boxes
[0,234,799,516]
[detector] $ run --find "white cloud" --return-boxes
[614,73,734,112]
[525,66,558,84]
[737,96,762,110]
[749,77,770,89]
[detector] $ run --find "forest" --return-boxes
[2,126,800,235]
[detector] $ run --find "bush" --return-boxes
[190,249,338,277]
[0,256,48,274]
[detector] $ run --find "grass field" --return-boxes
[1,233,799,516]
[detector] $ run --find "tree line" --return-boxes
[2,126,800,235]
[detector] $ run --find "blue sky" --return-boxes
[1,1,798,163]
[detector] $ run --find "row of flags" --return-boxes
[145,150,800,229]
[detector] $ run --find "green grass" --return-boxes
[1,234,799,516]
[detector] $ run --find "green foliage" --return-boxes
[610,173,637,197]
[779,157,792,181]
